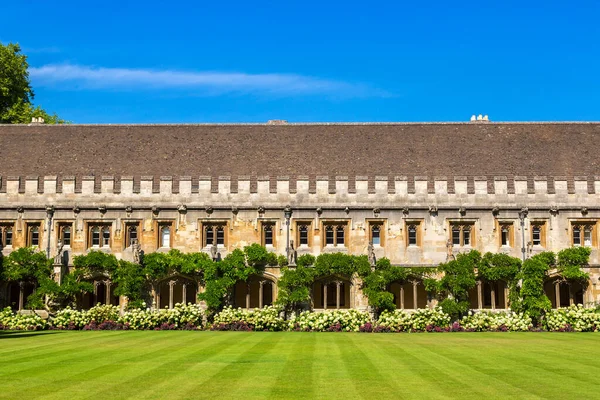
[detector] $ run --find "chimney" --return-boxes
[30,117,45,125]
[267,119,288,125]
[469,114,490,123]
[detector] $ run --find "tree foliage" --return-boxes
[435,250,480,321]
[0,42,66,124]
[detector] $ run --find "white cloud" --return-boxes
[29,64,384,97]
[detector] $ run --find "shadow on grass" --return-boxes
[0,330,65,339]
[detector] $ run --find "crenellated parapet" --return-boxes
[1,175,599,210]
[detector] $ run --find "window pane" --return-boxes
[372,225,380,245]
[205,226,214,246]
[264,225,273,246]
[62,227,71,246]
[216,227,224,245]
[584,226,592,246]
[452,227,460,245]
[408,226,417,245]
[161,226,170,248]
[573,227,581,246]
[463,228,470,246]
[5,228,12,246]
[92,227,100,246]
[336,226,345,245]
[102,228,110,247]
[325,226,334,245]
[129,226,137,245]
[501,227,509,246]
[31,227,39,246]
[299,225,308,245]
[532,227,541,245]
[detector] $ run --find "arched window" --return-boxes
[160,226,171,248]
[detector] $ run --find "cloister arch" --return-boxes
[7,281,36,311]
[312,275,352,309]
[388,280,428,309]
[233,274,277,309]
[468,280,509,310]
[544,277,585,309]
[156,275,198,309]
[80,277,119,309]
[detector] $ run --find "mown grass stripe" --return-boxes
[269,332,316,399]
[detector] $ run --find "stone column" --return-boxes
[400,285,405,309]
[554,281,561,309]
[336,281,341,309]
[259,281,264,309]
[168,280,176,309]
[245,283,251,310]
[477,281,483,309]
[490,283,496,310]
[412,281,418,309]
[18,282,24,311]
[504,285,509,309]
[105,280,111,306]
[182,283,187,305]
[323,283,328,310]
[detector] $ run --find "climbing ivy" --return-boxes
[2,247,55,309]
[556,247,590,282]
[434,250,480,321]
[515,252,554,324]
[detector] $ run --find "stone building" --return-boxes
[1,119,599,311]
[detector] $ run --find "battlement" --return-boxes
[1,175,598,209]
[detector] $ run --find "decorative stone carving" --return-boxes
[288,240,297,266]
[257,205,265,214]
[210,244,218,261]
[373,208,380,217]
[132,239,142,264]
[231,206,239,215]
[367,241,376,267]
[72,205,80,215]
[54,239,64,265]
[459,206,466,216]
[344,206,350,214]
[550,205,559,216]
[492,206,500,217]
[205,205,213,215]
[98,205,107,215]
[428,205,438,216]
[581,207,588,216]
[177,204,187,213]
[402,206,409,216]
[152,205,160,216]
[446,239,454,261]
[45,205,55,216]
[316,207,323,215]
[16,206,24,214]
[125,205,133,217]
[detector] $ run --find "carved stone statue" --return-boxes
[288,240,297,265]
[446,239,455,261]
[210,244,218,261]
[367,241,376,267]
[132,239,142,264]
[54,240,64,265]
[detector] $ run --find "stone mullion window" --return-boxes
[572,222,596,247]
[57,222,73,247]
[405,220,422,247]
[499,223,514,248]
[261,222,276,247]
[368,221,385,247]
[0,223,14,248]
[88,223,111,249]
[124,222,141,248]
[450,223,474,247]
[323,222,348,247]
[530,221,546,247]
[296,222,311,247]
[157,221,174,249]
[203,223,227,248]
[26,223,41,248]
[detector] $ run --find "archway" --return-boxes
[80,279,119,309]
[157,276,198,309]
[544,279,586,309]
[312,276,352,309]
[233,275,276,309]
[7,281,36,311]
[388,280,428,309]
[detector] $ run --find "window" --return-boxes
[58,223,73,246]
[27,224,41,247]
[125,222,140,248]
[323,223,347,246]
[572,223,595,247]
[405,221,422,247]
[0,224,14,247]
[159,225,171,248]
[499,223,513,247]
[530,222,546,247]
[368,222,384,246]
[450,223,474,247]
[297,223,311,246]
[261,222,275,247]
[203,224,226,247]
[88,224,111,248]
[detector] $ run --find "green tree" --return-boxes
[0,42,66,124]
[436,250,480,321]
[2,247,55,309]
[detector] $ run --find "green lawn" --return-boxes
[1,331,599,399]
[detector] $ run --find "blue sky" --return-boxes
[1,0,599,123]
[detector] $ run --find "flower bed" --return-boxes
[544,304,600,332]
[0,307,48,330]
[212,306,285,331]
[460,310,532,332]
[376,307,451,332]
[288,309,372,332]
